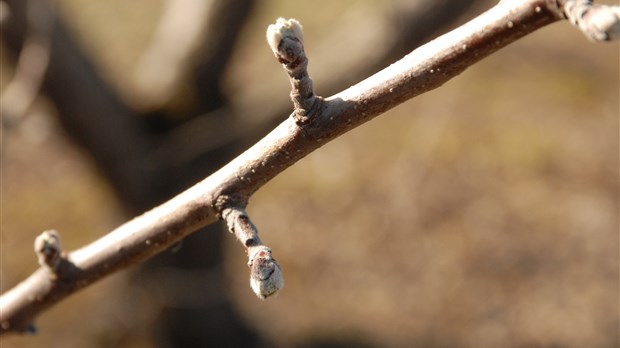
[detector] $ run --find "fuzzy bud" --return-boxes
[266,17,303,50]
[34,230,62,275]
[585,6,620,41]
[248,246,284,299]
[266,18,305,64]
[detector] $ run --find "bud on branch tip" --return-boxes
[266,17,321,126]
[220,202,284,299]
[266,17,304,57]
[34,230,63,279]
[248,246,284,299]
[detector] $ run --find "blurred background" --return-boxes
[1,0,618,347]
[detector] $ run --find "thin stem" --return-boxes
[220,202,283,299]
[266,18,322,125]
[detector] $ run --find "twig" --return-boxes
[1,0,617,335]
[233,0,477,130]
[218,197,283,299]
[266,18,322,126]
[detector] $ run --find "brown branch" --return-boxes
[2,0,615,335]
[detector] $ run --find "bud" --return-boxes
[266,18,305,64]
[34,230,62,275]
[248,246,284,299]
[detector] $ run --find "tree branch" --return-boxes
[1,0,616,335]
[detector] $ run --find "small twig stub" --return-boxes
[267,17,322,126]
[220,204,284,298]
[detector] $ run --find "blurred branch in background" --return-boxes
[2,0,156,211]
[0,0,52,127]
[130,0,216,112]
[131,0,256,116]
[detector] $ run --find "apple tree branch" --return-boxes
[1,0,618,335]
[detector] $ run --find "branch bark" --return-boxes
[1,0,617,335]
